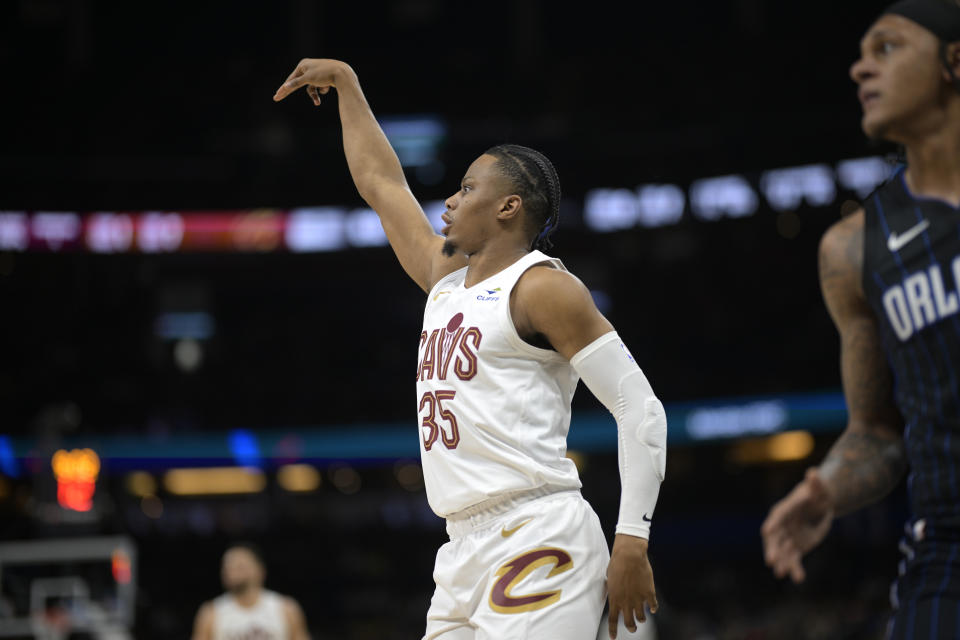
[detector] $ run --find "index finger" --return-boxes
[761,495,794,537]
[763,525,791,567]
[273,67,306,102]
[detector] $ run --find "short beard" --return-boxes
[441,240,458,258]
[226,581,253,596]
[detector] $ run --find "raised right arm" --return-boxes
[816,209,906,514]
[274,59,467,292]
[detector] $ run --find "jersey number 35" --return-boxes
[419,390,460,450]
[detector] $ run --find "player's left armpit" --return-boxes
[571,331,666,539]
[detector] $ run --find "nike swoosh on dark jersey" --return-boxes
[887,219,930,252]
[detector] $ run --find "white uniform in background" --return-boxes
[416,251,610,640]
[212,590,288,640]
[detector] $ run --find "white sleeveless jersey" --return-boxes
[416,250,582,517]
[212,590,288,640]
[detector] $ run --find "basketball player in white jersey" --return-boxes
[274,59,666,640]
[191,543,310,640]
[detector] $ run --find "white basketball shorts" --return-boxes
[422,488,609,640]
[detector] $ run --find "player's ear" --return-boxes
[944,41,960,84]
[497,195,522,221]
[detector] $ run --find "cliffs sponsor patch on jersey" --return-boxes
[477,287,502,301]
[881,256,960,341]
[417,312,482,381]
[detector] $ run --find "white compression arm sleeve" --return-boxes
[570,331,666,539]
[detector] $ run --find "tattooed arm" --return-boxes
[761,209,905,583]
[817,209,906,512]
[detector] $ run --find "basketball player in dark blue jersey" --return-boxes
[761,0,960,636]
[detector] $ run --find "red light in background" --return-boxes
[111,549,132,584]
[51,449,100,512]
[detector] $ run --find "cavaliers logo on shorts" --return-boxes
[488,547,573,614]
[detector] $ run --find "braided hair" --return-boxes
[483,144,561,252]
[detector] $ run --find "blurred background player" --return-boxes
[761,0,960,637]
[191,543,310,640]
[273,60,666,639]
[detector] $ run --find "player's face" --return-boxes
[441,154,512,257]
[850,16,946,141]
[221,548,264,594]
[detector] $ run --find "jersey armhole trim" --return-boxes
[860,206,872,299]
[861,196,885,301]
[500,258,570,362]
